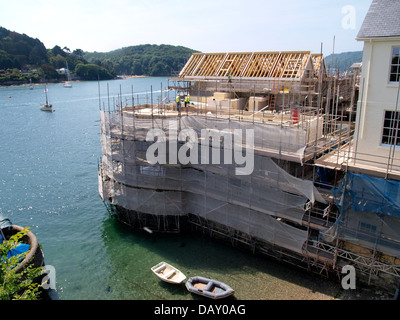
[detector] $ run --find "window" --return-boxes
[358,221,377,235]
[390,47,400,82]
[382,111,400,146]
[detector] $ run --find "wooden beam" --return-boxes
[179,51,320,80]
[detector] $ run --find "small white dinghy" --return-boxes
[151,262,186,284]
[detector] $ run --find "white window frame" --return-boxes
[389,46,400,83]
[381,110,400,147]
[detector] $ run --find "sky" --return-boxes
[0,0,372,56]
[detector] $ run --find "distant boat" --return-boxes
[185,276,234,299]
[151,262,186,284]
[63,61,72,88]
[28,78,33,90]
[40,87,53,112]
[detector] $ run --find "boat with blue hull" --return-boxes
[185,276,234,299]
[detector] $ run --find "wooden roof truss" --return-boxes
[179,51,320,80]
[311,53,327,78]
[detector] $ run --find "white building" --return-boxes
[353,0,400,177]
[56,68,67,74]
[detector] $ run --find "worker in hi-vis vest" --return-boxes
[185,94,190,108]
[176,95,181,112]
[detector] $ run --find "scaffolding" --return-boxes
[98,51,400,295]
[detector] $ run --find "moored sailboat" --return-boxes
[28,78,33,90]
[63,61,72,88]
[40,87,53,112]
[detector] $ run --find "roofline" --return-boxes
[191,51,313,55]
[356,35,400,42]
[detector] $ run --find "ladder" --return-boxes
[269,79,278,111]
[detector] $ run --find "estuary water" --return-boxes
[0,77,377,300]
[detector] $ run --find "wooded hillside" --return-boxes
[0,27,48,69]
[0,26,114,83]
[0,27,197,83]
[325,51,363,71]
[84,44,199,76]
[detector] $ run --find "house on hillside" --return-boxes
[56,68,67,75]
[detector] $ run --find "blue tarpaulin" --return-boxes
[0,212,30,260]
[320,172,400,257]
[7,243,30,259]
[332,172,400,217]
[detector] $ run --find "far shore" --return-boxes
[0,75,157,88]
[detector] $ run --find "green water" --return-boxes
[0,77,374,300]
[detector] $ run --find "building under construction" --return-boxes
[98,50,400,296]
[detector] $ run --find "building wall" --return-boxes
[354,38,400,169]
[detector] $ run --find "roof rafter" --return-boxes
[179,51,324,80]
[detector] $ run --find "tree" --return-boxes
[29,44,48,65]
[72,49,84,59]
[131,61,143,75]
[150,61,169,76]
[39,63,59,79]
[0,228,43,300]
[0,49,20,69]
[50,54,67,69]
[51,45,67,58]
[75,63,115,80]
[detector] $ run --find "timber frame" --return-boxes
[178,51,326,80]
